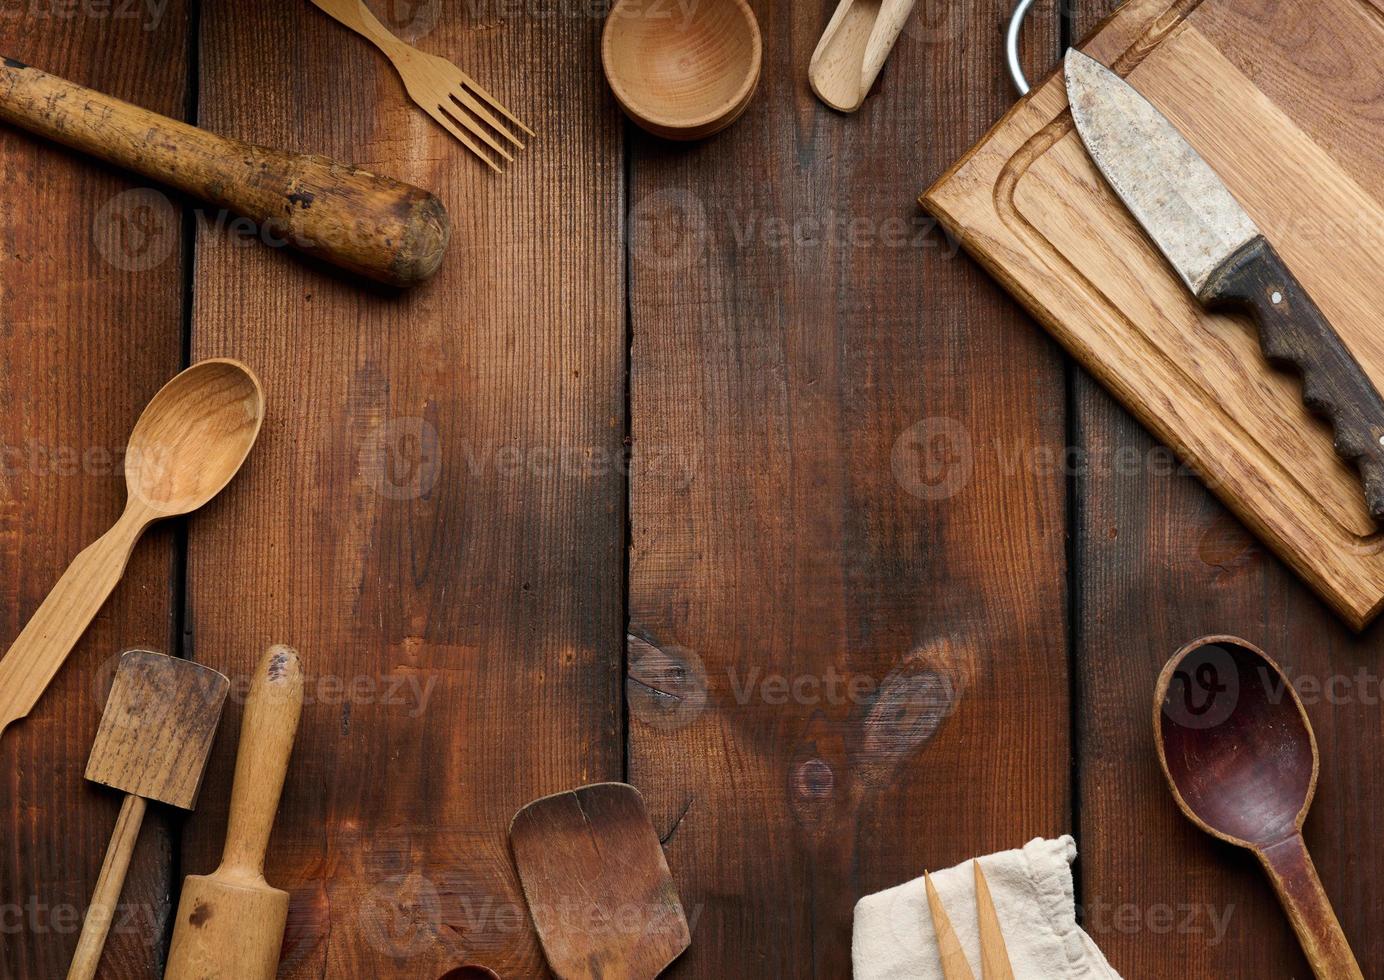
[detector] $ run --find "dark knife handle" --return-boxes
[1201,237,1384,524]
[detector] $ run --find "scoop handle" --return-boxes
[219,646,303,880]
[0,506,146,740]
[67,795,147,980]
[0,57,449,287]
[1258,833,1363,980]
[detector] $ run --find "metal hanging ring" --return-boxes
[1006,0,1037,95]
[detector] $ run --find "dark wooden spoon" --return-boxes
[1154,635,1361,980]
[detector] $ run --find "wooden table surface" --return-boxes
[0,1,1378,977]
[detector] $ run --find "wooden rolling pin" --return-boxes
[0,56,450,287]
[165,646,304,980]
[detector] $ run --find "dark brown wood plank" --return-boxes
[185,1,624,976]
[0,12,188,978]
[1072,1,1384,975]
[626,5,1068,975]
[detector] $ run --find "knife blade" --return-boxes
[1065,48,1384,523]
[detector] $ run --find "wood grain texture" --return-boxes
[84,650,229,808]
[924,0,1384,627]
[182,0,625,975]
[626,3,1068,975]
[1063,1,1384,977]
[66,794,148,980]
[809,0,918,113]
[924,873,975,980]
[0,59,450,286]
[1200,237,1384,524]
[510,783,690,979]
[166,646,303,980]
[308,0,532,172]
[0,358,259,744]
[0,6,189,977]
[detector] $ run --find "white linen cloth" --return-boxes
[852,836,1122,979]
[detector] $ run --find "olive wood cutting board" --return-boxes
[924,0,1384,628]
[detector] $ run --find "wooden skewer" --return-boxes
[973,862,1016,980]
[924,872,976,980]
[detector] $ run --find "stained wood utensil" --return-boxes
[602,0,762,141]
[0,57,448,286]
[923,863,1016,980]
[510,782,690,979]
[809,0,918,113]
[166,646,304,980]
[0,359,263,747]
[1155,635,1362,979]
[67,650,230,980]
[309,0,531,172]
[924,872,974,980]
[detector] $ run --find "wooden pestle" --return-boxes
[0,57,450,287]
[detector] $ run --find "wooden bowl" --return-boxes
[602,0,763,140]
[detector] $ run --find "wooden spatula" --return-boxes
[165,646,304,980]
[510,783,690,980]
[68,650,230,980]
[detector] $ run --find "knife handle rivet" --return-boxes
[1271,290,1283,305]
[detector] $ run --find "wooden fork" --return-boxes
[924,863,1016,980]
[309,0,532,171]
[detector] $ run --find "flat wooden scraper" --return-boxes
[510,782,690,979]
[69,650,230,980]
[165,645,304,980]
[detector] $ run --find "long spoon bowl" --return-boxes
[1154,635,1361,979]
[0,359,263,742]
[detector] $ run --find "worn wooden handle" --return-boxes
[0,505,147,739]
[67,794,147,980]
[0,57,449,287]
[1258,834,1362,980]
[309,0,404,53]
[1201,237,1384,523]
[220,646,303,880]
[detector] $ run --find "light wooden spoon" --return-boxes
[809,0,918,112]
[0,359,264,743]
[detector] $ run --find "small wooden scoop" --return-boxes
[809,0,918,113]
[510,783,690,979]
[1155,636,1362,979]
[68,650,230,980]
[165,646,304,980]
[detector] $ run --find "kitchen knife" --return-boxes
[1065,49,1384,523]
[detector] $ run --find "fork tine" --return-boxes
[450,87,525,149]
[458,72,536,138]
[426,105,505,172]
[432,102,513,164]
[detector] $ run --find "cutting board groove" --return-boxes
[925,0,1384,627]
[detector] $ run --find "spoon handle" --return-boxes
[0,507,146,741]
[1258,834,1363,980]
